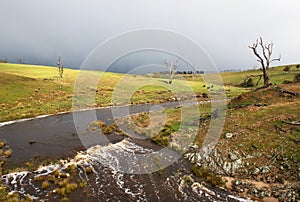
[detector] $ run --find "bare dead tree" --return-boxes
[56,56,64,90]
[57,56,64,78]
[249,37,281,88]
[0,58,7,63]
[17,58,25,64]
[163,58,180,84]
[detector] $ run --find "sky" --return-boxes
[0,0,299,73]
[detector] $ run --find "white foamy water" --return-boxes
[1,139,253,201]
[1,139,159,200]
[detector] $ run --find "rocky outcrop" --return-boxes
[184,143,247,176]
[184,143,300,201]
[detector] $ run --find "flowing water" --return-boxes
[1,138,253,201]
[0,102,252,201]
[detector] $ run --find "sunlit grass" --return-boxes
[0,62,260,122]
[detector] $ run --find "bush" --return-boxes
[41,181,50,189]
[202,93,208,98]
[282,80,293,84]
[192,165,208,177]
[0,184,8,201]
[65,183,77,194]
[191,165,225,187]
[4,149,12,158]
[246,78,254,87]
[241,78,254,87]
[151,135,170,146]
[294,74,300,83]
[283,65,291,72]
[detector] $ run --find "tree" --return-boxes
[249,37,281,88]
[17,58,25,64]
[163,58,180,84]
[296,64,300,71]
[0,58,7,63]
[57,56,64,78]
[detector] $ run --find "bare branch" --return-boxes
[249,37,281,87]
[282,120,300,126]
[270,54,281,63]
[259,37,270,66]
[249,40,265,70]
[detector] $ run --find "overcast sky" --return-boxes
[0,0,299,72]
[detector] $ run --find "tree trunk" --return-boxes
[169,70,172,84]
[263,69,269,87]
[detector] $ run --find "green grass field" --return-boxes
[0,63,299,122]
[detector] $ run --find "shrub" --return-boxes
[85,166,93,174]
[0,184,7,201]
[282,80,293,84]
[34,175,46,182]
[192,165,208,177]
[59,179,69,187]
[294,74,300,83]
[151,122,179,146]
[183,175,194,184]
[0,140,6,149]
[4,149,12,158]
[202,93,208,98]
[66,164,76,171]
[241,78,255,87]
[151,135,169,146]
[58,187,66,197]
[65,183,78,194]
[191,165,225,187]
[78,180,87,188]
[246,78,254,87]
[41,181,49,189]
[61,197,69,202]
[283,65,291,72]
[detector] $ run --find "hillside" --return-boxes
[187,83,300,201]
[0,63,299,123]
[0,63,299,201]
[0,63,247,122]
[220,65,299,86]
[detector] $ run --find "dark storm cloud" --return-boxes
[0,0,299,72]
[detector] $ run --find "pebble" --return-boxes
[225,133,234,139]
[229,152,238,160]
[260,166,270,173]
[253,168,260,175]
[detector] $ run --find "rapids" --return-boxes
[1,139,252,201]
